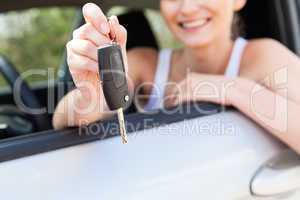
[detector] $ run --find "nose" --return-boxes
[179,0,199,16]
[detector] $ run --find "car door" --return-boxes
[249,0,300,199]
[0,104,297,200]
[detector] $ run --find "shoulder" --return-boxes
[240,38,300,81]
[127,47,159,86]
[244,38,295,59]
[128,47,158,61]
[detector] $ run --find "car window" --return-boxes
[0,7,76,87]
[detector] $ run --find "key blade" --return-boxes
[117,108,128,144]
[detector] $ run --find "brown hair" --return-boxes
[232,13,245,40]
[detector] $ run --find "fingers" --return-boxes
[67,39,98,61]
[67,3,128,75]
[165,89,180,107]
[165,81,188,107]
[108,15,128,74]
[108,16,117,41]
[66,44,98,72]
[109,15,127,47]
[82,3,110,35]
[73,23,111,46]
[81,3,127,47]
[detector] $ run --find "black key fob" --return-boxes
[98,43,130,110]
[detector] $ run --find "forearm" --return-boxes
[52,88,112,129]
[229,78,300,154]
[52,77,135,129]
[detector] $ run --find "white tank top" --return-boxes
[144,37,248,111]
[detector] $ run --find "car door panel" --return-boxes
[0,111,290,200]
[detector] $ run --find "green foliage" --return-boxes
[0,7,76,85]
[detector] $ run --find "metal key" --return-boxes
[117,107,128,144]
[97,42,130,144]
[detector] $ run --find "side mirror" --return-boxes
[251,150,300,197]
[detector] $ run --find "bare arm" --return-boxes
[230,77,300,154]
[166,38,300,153]
[52,3,157,129]
[53,3,132,129]
[52,47,154,129]
[229,39,300,153]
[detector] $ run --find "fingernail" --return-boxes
[82,3,96,18]
[111,15,119,23]
[100,22,109,34]
[82,3,90,14]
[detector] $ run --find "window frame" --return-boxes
[0,103,223,163]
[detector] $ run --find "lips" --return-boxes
[179,18,211,30]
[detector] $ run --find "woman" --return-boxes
[53,1,300,153]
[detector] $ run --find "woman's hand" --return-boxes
[67,3,127,100]
[165,72,239,108]
[53,3,128,129]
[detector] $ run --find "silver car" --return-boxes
[0,0,299,199]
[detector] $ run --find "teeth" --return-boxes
[181,19,208,29]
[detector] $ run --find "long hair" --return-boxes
[232,13,245,40]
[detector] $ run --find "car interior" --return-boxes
[0,0,299,161]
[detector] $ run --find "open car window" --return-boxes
[0,7,76,88]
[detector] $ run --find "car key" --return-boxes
[98,43,130,144]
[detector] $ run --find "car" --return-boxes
[0,0,299,199]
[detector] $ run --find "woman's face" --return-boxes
[160,0,246,48]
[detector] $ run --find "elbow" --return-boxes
[52,105,69,130]
[52,111,65,130]
[52,93,75,130]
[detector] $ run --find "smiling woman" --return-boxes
[53,1,300,155]
[0,1,300,199]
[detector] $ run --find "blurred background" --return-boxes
[0,6,180,87]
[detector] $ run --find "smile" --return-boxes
[179,18,211,30]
